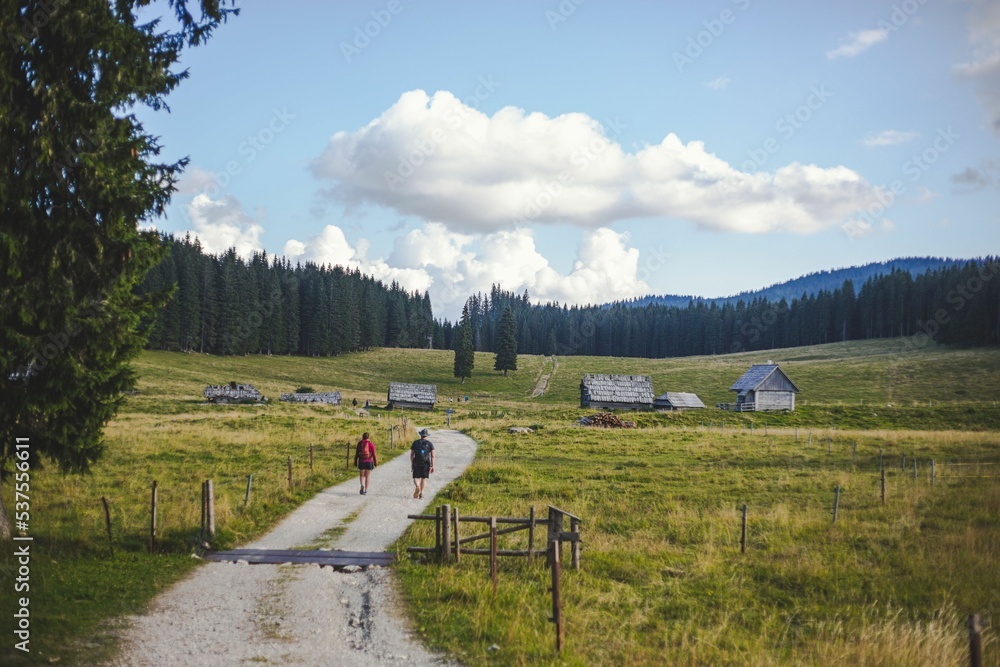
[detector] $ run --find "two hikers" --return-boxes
[354,431,377,495]
[354,428,435,499]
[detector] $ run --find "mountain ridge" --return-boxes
[624,257,968,308]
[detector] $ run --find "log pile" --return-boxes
[579,413,636,428]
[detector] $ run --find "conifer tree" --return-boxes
[454,304,475,383]
[493,306,518,377]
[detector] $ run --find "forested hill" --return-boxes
[139,235,434,356]
[629,257,966,308]
[440,259,999,359]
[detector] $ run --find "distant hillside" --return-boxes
[629,257,967,308]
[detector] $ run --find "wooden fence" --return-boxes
[407,504,581,653]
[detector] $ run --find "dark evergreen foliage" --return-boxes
[139,235,434,356]
[493,306,518,376]
[1,0,237,479]
[462,261,1000,359]
[453,304,475,382]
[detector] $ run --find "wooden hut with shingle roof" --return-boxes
[654,392,706,411]
[387,382,437,410]
[580,374,654,410]
[727,362,800,412]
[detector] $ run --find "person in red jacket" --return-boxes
[354,432,378,495]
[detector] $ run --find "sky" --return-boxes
[139,0,1000,320]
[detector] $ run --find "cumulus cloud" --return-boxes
[955,0,1000,136]
[310,90,882,236]
[862,130,920,147]
[826,28,889,59]
[283,222,652,318]
[284,225,432,292]
[184,194,265,257]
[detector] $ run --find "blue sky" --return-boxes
[141,0,1000,319]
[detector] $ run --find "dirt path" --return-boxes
[109,429,475,666]
[530,356,557,398]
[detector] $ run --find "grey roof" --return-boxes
[279,391,341,404]
[654,392,706,409]
[388,382,437,404]
[581,374,654,404]
[730,364,800,393]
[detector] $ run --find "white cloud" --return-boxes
[184,194,265,258]
[310,90,883,236]
[955,0,1000,135]
[175,166,219,195]
[391,225,650,315]
[826,28,889,60]
[285,225,432,292]
[283,222,653,318]
[704,77,731,91]
[861,130,920,147]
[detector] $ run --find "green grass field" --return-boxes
[2,340,999,664]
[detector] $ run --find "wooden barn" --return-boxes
[279,391,342,405]
[204,383,262,404]
[580,374,654,410]
[654,392,706,411]
[387,382,437,410]
[727,362,800,412]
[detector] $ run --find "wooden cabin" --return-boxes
[387,382,437,410]
[279,391,342,405]
[654,392,706,411]
[727,363,799,412]
[580,374,654,410]
[204,383,262,404]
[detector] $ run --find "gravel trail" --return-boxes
[109,429,475,666]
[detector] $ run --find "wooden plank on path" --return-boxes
[205,548,395,568]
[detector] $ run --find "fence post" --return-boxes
[931,460,936,486]
[149,480,158,554]
[852,440,857,461]
[913,459,918,481]
[442,504,452,562]
[969,614,983,667]
[346,442,351,469]
[200,480,206,539]
[832,485,841,524]
[528,506,536,563]
[287,456,293,489]
[808,431,812,447]
[244,474,253,507]
[206,479,215,541]
[490,516,498,596]
[741,504,748,554]
[570,517,581,571]
[550,539,563,654]
[310,444,314,473]
[881,468,886,506]
[435,506,441,557]
[453,506,461,563]
[795,427,798,442]
[101,496,114,557]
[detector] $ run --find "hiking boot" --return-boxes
[360,487,365,495]
[413,488,420,498]
[418,492,423,499]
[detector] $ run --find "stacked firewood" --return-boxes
[579,413,637,428]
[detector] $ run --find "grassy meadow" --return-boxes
[2,340,999,664]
